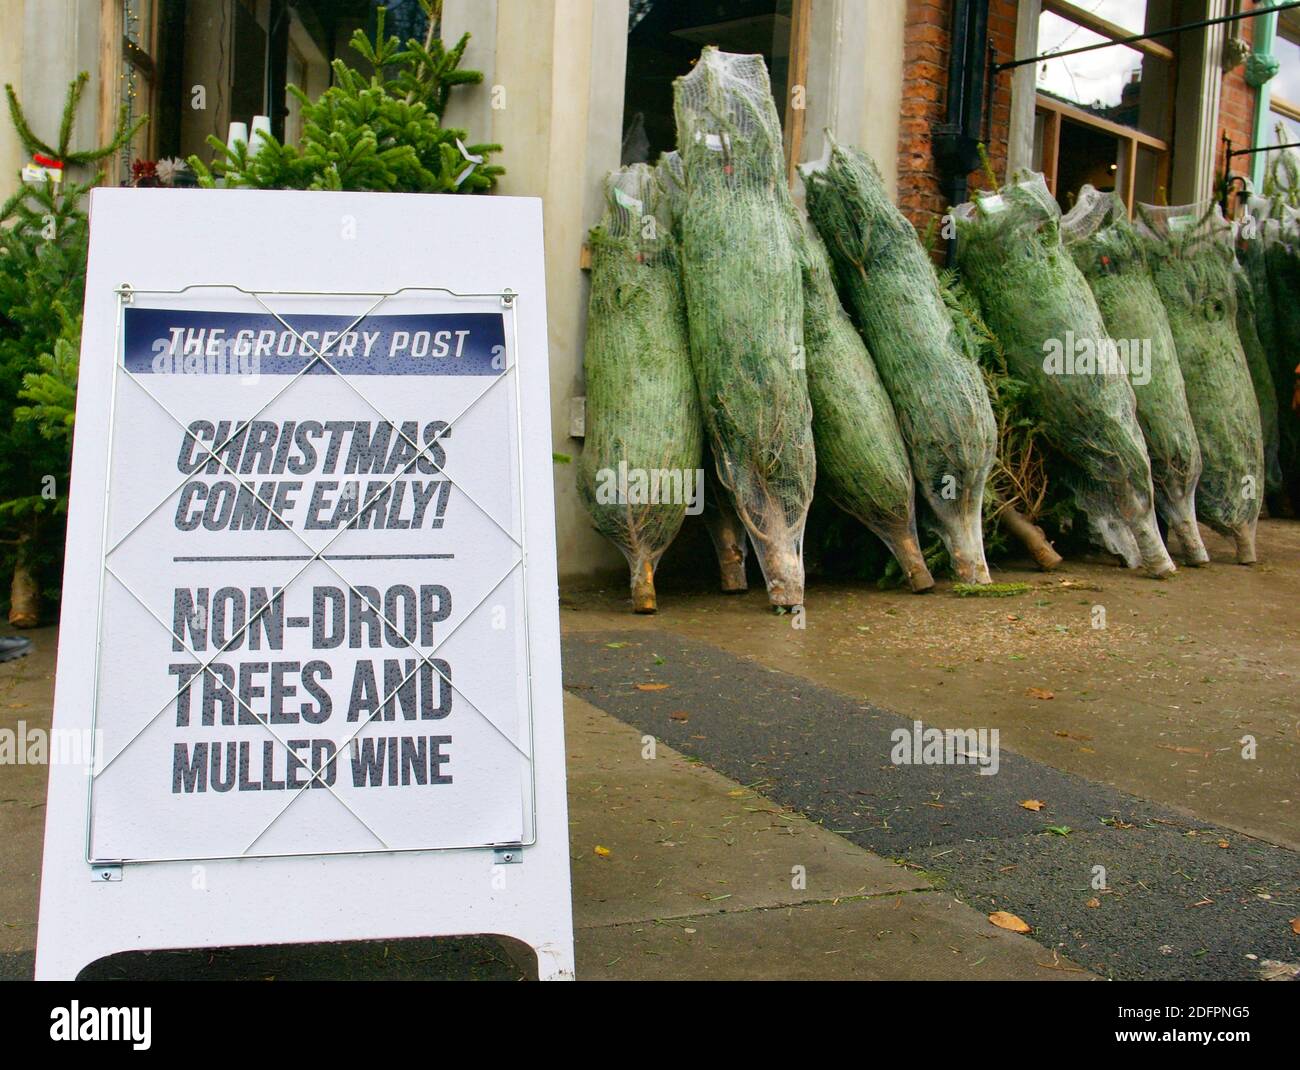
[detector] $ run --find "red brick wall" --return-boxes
[897,0,1019,241]
[1218,4,1259,204]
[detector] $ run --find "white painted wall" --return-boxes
[1,0,103,200]
[0,0,24,202]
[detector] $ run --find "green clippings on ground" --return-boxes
[951,581,1031,598]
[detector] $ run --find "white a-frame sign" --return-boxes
[35,189,574,980]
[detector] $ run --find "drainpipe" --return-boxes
[933,0,991,263]
[1248,7,1280,191]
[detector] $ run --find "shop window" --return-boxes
[1032,0,1174,212]
[621,0,810,181]
[1267,11,1300,149]
[370,0,430,42]
[230,0,268,132]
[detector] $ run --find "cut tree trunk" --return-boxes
[9,560,39,628]
[1001,507,1063,571]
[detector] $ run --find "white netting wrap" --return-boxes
[577,163,704,611]
[672,48,815,607]
[804,138,996,584]
[955,171,1173,575]
[1134,199,1264,562]
[1060,185,1207,565]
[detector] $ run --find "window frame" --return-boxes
[1033,0,1174,213]
[1269,15,1300,133]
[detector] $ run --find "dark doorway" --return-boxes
[622,0,794,164]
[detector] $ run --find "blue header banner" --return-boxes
[124,308,507,376]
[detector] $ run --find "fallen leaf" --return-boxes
[604,642,630,649]
[1086,898,1101,909]
[1259,959,1300,981]
[1157,743,1210,757]
[635,683,669,692]
[1218,840,1230,849]
[1020,799,1045,811]
[989,911,1031,934]
[726,789,747,798]
[669,710,689,722]
[1054,729,1093,742]
[593,845,610,858]
[1290,918,1300,935]
[1026,687,1055,700]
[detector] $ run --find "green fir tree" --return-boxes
[190,0,502,193]
[0,71,140,623]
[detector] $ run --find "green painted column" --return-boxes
[1249,8,1280,190]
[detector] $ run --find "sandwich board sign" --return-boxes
[35,188,574,980]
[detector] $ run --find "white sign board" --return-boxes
[36,188,573,979]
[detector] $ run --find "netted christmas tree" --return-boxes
[1248,196,1300,511]
[1231,227,1283,501]
[954,172,1174,577]
[0,72,140,624]
[673,49,815,608]
[577,163,702,613]
[1061,185,1208,566]
[796,220,932,591]
[1136,200,1264,563]
[190,1,501,193]
[803,138,997,584]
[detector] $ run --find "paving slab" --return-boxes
[565,694,927,929]
[576,895,1094,981]
[565,694,1091,979]
[562,630,1172,851]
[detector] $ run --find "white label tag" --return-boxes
[612,187,643,215]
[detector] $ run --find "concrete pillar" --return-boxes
[442,0,626,583]
[1006,0,1041,174]
[0,0,25,201]
[0,0,102,196]
[805,0,905,197]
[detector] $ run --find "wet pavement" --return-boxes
[562,629,1300,981]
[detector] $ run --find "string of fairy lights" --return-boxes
[119,0,147,177]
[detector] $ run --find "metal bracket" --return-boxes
[500,287,515,308]
[91,864,122,883]
[114,283,134,304]
[494,845,523,865]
